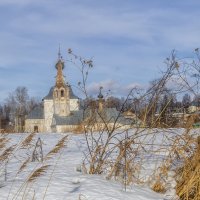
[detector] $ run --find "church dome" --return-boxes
[98,87,104,99]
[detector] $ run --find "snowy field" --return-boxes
[1,129,198,200]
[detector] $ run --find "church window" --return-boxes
[61,90,64,97]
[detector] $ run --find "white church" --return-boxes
[25,51,83,133]
[25,51,134,133]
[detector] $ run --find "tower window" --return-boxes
[61,90,64,97]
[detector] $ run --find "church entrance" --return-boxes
[34,126,39,133]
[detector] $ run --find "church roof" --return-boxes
[94,108,133,125]
[69,86,79,99]
[43,85,79,100]
[53,110,84,125]
[52,108,132,126]
[43,87,54,100]
[26,105,44,119]
[26,105,132,127]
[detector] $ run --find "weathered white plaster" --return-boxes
[70,99,79,111]
[44,99,54,132]
[25,119,44,132]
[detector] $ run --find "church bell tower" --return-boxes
[53,48,70,116]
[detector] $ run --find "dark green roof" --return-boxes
[52,108,132,126]
[27,105,44,119]
[43,87,54,100]
[43,85,79,100]
[26,104,132,126]
[52,110,84,125]
[84,107,133,125]
[99,108,133,125]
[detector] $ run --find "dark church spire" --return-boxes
[98,86,104,112]
[98,86,104,99]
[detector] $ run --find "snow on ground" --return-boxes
[0,131,178,200]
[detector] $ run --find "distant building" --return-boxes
[25,51,133,133]
[188,101,200,113]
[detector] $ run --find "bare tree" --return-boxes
[3,86,39,132]
[182,93,191,108]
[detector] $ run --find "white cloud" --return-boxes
[87,79,143,97]
[1,0,200,102]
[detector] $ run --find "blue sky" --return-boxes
[0,0,200,102]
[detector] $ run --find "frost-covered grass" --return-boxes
[0,129,198,200]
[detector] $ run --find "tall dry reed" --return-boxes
[46,135,68,159]
[176,136,200,200]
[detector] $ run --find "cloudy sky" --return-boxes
[0,0,200,102]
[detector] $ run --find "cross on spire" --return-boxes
[58,44,61,60]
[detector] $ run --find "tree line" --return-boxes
[0,86,39,132]
[0,86,198,132]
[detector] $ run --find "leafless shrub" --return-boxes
[67,48,200,197]
[68,50,183,190]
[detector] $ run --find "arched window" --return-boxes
[61,90,64,97]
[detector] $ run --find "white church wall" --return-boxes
[25,119,44,132]
[44,99,54,132]
[69,99,79,111]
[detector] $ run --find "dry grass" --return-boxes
[21,132,35,148]
[73,124,85,134]
[6,135,69,199]
[46,135,68,159]
[176,136,200,200]
[0,145,15,163]
[17,157,30,174]
[28,165,50,182]
[152,180,166,193]
[0,137,9,149]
